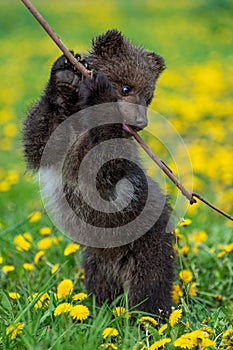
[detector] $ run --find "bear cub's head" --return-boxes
[87,29,165,130]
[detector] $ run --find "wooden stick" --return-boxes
[123,123,233,221]
[192,192,233,221]
[123,123,196,204]
[21,0,91,78]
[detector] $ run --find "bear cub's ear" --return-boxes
[91,29,125,57]
[146,52,166,74]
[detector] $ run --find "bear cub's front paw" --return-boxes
[78,73,118,109]
[48,53,89,109]
[51,53,82,87]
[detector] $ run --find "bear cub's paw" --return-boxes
[50,53,82,87]
[47,53,89,109]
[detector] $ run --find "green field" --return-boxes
[0,1,232,349]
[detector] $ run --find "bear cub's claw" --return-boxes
[52,52,80,72]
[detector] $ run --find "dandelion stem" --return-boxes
[145,327,150,348]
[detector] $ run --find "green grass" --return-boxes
[0,0,232,349]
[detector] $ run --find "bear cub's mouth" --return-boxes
[122,122,143,136]
[132,125,144,132]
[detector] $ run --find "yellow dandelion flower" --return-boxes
[149,338,171,349]
[189,282,198,296]
[39,227,52,235]
[191,230,207,244]
[172,283,183,304]
[6,322,25,339]
[0,181,10,192]
[57,279,74,299]
[23,263,34,271]
[3,123,18,138]
[113,306,125,316]
[219,241,233,252]
[139,316,158,327]
[0,138,12,151]
[178,218,192,227]
[104,343,118,349]
[189,329,208,340]
[174,227,181,237]
[64,243,80,256]
[28,293,38,302]
[0,108,14,122]
[52,237,59,245]
[169,309,182,327]
[73,292,87,301]
[179,246,190,255]
[0,256,3,264]
[113,306,131,318]
[179,270,193,283]
[70,304,90,321]
[201,338,216,348]
[54,302,72,316]
[2,265,15,273]
[225,243,233,253]
[23,232,33,242]
[174,328,215,349]
[174,334,196,349]
[37,237,52,250]
[215,294,222,301]
[158,324,168,335]
[5,170,19,185]
[28,292,50,309]
[102,327,119,338]
[222,329,233,344]
[6,173,18,185]
[132,342,144,350]
[217,251,226,259]
[51,264,59,274]
[193,245,199,254]
[29,211,42,223]
[34,251,45,264]
[14,234,31,251]
[8,292,20,299]
[200,327,214,337]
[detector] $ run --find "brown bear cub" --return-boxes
[23,29,175,320]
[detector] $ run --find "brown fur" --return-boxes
[23,30,174,320]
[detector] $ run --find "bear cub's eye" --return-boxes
[121,86,132,95]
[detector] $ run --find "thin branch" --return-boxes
[123,123,233,221]
[122,123,196,204]
[192,192,233,221]
[21,0,233,222]
[21,0,91,78]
